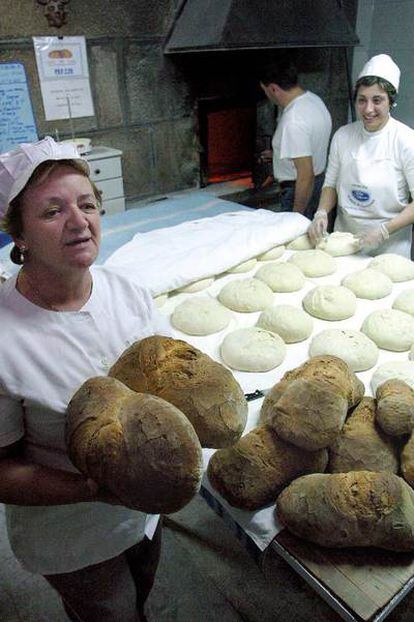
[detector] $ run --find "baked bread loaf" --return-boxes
[207,425,328,511]
[401,434,414,487]
[109,335,248,448]
[376,379,414,437]
[277,471,414,551]
[260,355,364,426]
[65,376,203,514]
[328,397,399,474]
[262,377,348,451]
[259,356,364,451]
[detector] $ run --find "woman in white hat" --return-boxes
[0,137,170,621]
[308,54,414,256]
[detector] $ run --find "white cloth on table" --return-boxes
[104,209,310,296]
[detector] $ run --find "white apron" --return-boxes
[334,132,412,257]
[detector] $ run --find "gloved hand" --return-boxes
[357,223,390,254]
[308,209,328,245]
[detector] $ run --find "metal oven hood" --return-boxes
[164,0,359,55]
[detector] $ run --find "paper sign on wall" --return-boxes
[0,62,38,153]
[33,36,94,121]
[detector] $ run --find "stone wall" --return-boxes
[0,0,357,203]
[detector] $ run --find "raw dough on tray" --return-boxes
[309,329,379,372]
[361,309,414,351]
[303,285,356,321]
[287,234,313,250]
[227,258,257,273]
[171,296,232,335]
[220,326,286,372]
[342,268,393,300]
[255,262,305,292]
[316,231,360,256]
[393,289,414,316]
[256,245,285,261]
[288,249,336,277]
[175,277,215,293]
[371,361,414,394]
[218,278,273,312]
[369,253,414,282]
[257,304,313,343]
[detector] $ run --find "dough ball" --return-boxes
[287,234,313,250]
[255,262,305,292]
[342,268,393,300]
[369,254,414,283]
[153,293,168,307]
[256,245,285,261]
[218,278,274,312]
[393,289,414,316]
[361,309,414,351]
[316,232,360,256]
[227,258,257,273]
[175,277,215,293]
[257,304,313,343]
[220,327,286,372]
[371,361,414,394]
[288,249,336,277]
[309,329,379,372]
[302,285,357,321]
[171,296,232,335]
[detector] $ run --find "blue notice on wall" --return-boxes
[0,62,38,153]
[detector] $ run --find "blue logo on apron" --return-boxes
[351,190,370,202]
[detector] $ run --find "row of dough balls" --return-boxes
[152,231,356,306]
[156,251,414,309]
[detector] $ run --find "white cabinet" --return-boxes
[85,146,125,215]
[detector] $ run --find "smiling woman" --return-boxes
[0,137,172,621]
[308,54,414,258]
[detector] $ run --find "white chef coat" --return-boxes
[324,117,414,256]
[272,91,332,182]
[0,266,171,574]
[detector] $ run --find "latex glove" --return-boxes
[357,223,390,253]
[308,209,328,245]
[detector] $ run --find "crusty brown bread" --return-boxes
[328,397,399,473]
[260,355,364,427]
[401,434,414,487]
[207,424,328,511]
[65,376,203,514]
[376,379,414,437]
[109,335,248,448]
[277,471,414,551]
[264,377,348,450]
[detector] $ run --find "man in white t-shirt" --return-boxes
[260,63,332,219]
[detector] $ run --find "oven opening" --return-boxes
[198,97,256,186]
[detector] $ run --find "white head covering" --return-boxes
[357,54,400,91]
[0,136,89,219]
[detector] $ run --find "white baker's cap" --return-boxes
[0,136,90,219]
[357,54,400,91]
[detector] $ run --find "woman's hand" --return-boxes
[308,210,328,245]
[358,223,389,253]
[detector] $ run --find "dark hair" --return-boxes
[259,63,299,90]
[354,76,397,108]
[1,159,102,265]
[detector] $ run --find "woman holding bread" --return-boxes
[0,137,171,622]
[308,54,414,257]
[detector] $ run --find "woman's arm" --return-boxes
[386,201,414,234]
[0,441,116,506]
